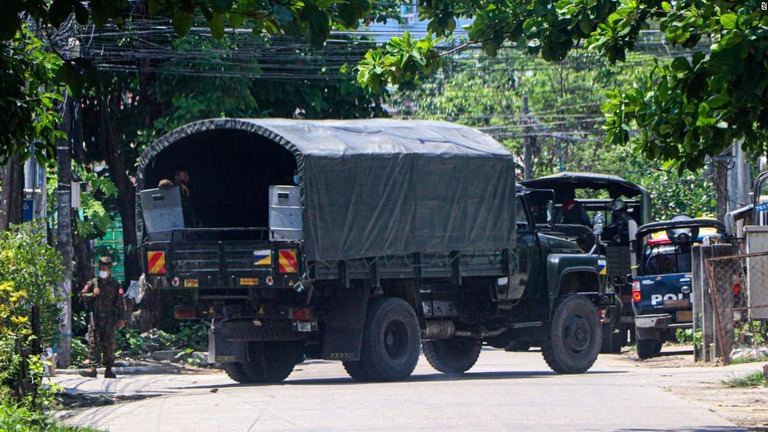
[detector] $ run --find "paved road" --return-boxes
[53,347,760,431]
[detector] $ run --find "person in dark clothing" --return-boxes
[79,256,126,379]
[159,166,201,227]
[607,198,634,245]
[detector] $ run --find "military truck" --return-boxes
[136,119,615,383]
[630,217,725,359]
[521,172,651,352]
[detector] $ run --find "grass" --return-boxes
[0,401,105,432]
[729,355,768,365]
[722,370,768,388]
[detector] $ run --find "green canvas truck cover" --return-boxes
[136,118,517,261]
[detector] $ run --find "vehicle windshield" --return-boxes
[643,244,692,274]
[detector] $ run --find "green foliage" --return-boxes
[676,328,703,348]
[357,32,441,93]
[0,221,64,409]
[0,397,102,431]
[0,221,64,347]
[722,370,767,388]
[47,164,119,240]
[389,48,715,218]
[0,26,64,164]
[115,321,209,360]
[735,320,767,346]
[358,0,768,172]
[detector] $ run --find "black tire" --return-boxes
[241,341,301,383]
[223,362,256,384]
[636,338,663,360]
[542,295,602,374]
[600,323,622,354]
[504,341,532,352]
[358,297,420,382]
[423,338,482,374]
[342,361,372,382]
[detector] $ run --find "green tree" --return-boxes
[358,0,768,171]
[390,48,715,217]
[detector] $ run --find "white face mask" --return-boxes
[98,271,109,279]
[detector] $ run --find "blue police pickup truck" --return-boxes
[631,216,725,359]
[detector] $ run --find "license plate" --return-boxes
[239,278,259,286]
[295,321,313,332]
[664,298,690,308]
[184,279,198,288]
[676,310,693,322]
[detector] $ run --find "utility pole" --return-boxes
[0,155,24,229]
[522,95,533,180]
[55,94,75,367]
[712,150,730,223]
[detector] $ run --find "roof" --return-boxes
[137,118,513,181]
[520,172,648,200]
[636,218,725,241]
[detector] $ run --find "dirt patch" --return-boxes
[668,384,768,430]
[621,343,768,430]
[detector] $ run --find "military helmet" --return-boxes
[98,256,113,267]
[612,198,628,212]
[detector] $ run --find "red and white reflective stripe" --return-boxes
[278,250,298,273]
[147,251,167,274]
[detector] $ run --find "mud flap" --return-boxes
[208,322,247,364]
[322,282,370,361]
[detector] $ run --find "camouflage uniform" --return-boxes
[79,257,125,378]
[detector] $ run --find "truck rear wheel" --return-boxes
[241,341,301,383]
[223,362,256,384]
[542,295,601,374]
[342,360,372,381]
[423,338,482,374]
[358,297,420,382]
[600,323,622,354]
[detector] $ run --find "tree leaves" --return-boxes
[355,0,768,172]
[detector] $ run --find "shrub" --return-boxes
[0,220,64,406]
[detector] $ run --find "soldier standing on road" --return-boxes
[79,256,126,379]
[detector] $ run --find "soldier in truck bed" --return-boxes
[79,256,126,379]
[158,165,201,227]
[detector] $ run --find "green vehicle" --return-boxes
[522,172,652,352]
[137,119,616,383]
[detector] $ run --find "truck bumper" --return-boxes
[634,314,692,340]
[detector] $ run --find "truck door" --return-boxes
[500,195,536,301]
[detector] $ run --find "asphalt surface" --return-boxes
[51,347,766,432]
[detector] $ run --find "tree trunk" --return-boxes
[97,90,163,330]
[0,155,24,230]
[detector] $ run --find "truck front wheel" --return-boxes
[358,297,420,382]
[423,338,482,374]
[542,295,601,374]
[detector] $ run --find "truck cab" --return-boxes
[521,172,651,352]
[631,217,725,359]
